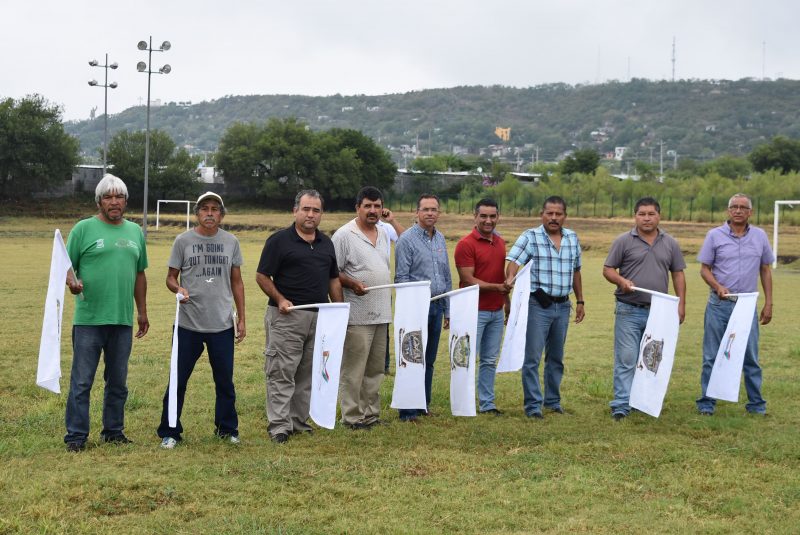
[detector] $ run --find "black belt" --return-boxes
[533,293,569,303]
[616,298,649,309]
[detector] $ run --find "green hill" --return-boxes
[65,79,800,164]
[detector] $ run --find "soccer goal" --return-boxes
[772,200,800,268]
[156,200,191,231]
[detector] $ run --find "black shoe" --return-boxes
[271,433,289,444]
[698,410,714,416]
[346,422,372,431]
[546,407,565,414]
[366,419,389,428]
[480,408,504,415]
[102,434,133,444]
[66,441,85,452]
[400,416,418,424]
[612,412,626,421]
[527,412,544,419]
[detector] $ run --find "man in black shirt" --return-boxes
[256,190,343,443]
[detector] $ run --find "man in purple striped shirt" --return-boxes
[696,193,774,416]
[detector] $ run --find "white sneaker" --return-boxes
[160,437,178,449]
[228,435,241,445]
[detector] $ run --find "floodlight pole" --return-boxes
[88,53,118,175]
[137,36,171,238]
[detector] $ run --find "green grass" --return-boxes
[1,214,798,534]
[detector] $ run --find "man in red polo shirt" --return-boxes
[454,198,510,414]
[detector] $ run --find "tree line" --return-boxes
[4,94,800,221]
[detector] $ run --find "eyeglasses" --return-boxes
[728,205,751,212]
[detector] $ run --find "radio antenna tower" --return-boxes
[671,36,676,82]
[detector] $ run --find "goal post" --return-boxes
[156,200,191,231]
[772,200,800,269]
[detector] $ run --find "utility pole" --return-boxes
[671,36,676,82]
[659,140,665,178]
[649,147,654,165]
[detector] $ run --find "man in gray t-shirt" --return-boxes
[602,197,686,420]
[157,192,246,448]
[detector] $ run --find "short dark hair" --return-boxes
[417,193,440,210]
[634,197,661,214]
[356,186,383,207]
[294,189,324,209]
[542,195,567,213]
[474,198,499,214]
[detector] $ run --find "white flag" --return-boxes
[447,285,479,416]
[391,281,431,410]
[706,293,759,402]
[37,229,73,394]
[629,290,680,418]
[309,303,351,429]
[496,261,532,373]
[167,293,183,428]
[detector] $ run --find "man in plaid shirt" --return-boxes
[505,196,585,419]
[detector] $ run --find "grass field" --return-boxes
[1,211,798,534]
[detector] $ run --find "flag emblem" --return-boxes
[449,333,470,370]
[399,328,423,367]
[638,335,664,374]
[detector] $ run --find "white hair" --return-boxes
[95,174,129,203]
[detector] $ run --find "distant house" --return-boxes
[72,164,106,194]
[197,165,223,184]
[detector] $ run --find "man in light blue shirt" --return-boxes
[394,193,452,421]
[696,193,774,416]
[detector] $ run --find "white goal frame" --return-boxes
[772,200,800,268]
[156,200,191,231]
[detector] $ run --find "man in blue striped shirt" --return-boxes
[505,196,585,419]
[395,193,452,422]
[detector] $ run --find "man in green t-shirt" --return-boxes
[64,174,149,452]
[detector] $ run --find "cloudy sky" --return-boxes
[3,0,798,121]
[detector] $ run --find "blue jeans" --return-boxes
[399,300,445,420]
[477,309,504,412]
[610,301,649,416]
[522,300,570,416]
[65,325,132,444]
[158,327,238,440]
[697,294,765,414]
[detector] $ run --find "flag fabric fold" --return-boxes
[706,293,759,402]
[309,303,351,429]
[391,281,431,410]
[629,289,680,417]
[167,293,182,427]
[447,285,479,416]
[37,229,73,394]
[496,261,532,373]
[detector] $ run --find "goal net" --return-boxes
[772,200,800,268]
[156,200,191,231]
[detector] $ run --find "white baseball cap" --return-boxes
[195,191,224,207]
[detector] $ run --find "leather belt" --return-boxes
[545,294,569,304]
[616,298,649,309]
